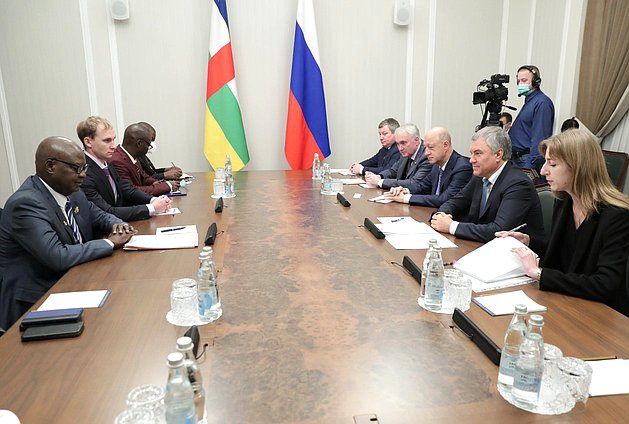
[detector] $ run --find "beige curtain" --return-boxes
[576,0,629,137]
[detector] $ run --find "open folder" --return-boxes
[454,236,528,283]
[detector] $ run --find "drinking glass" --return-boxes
[114,408,155,424]
[127,385,165,423]
[170,279,198,326]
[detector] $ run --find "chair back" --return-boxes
[537,188,554,236]
[602,150,629,191]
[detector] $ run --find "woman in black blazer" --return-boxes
[500,129,629,317]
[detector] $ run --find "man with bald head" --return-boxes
[384,127,472,207]
[110,123,179,196]
[0,137,134,331]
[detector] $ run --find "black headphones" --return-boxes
[517,65,541,88]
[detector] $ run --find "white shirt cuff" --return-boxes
[449,221,459,235]
[403,194,412,204]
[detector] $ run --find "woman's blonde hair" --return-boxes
[539,129,629,216]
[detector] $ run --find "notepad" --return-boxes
[374,217,457,250]
[368,195,393,203]
[472,290,547,316]
[155,207,182,216]
[588,359,629,396]
[38,290,110,311]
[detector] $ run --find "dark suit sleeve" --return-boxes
[382,157,432,190]
[378,157,401,179]
[540,208,629,309]
[82,171,151,222]
[454,178,536,242]
[409,159,472,208]
[111,159,171,196]
[360,151,380,169]
[11,195,114,273]
[438,178,476,217]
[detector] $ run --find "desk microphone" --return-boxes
[337,192,351,207]
[402,255,422,285]
[214,197,223,213]
[204,223,217,245]
[364,217,385,239]
[452,308,502,365]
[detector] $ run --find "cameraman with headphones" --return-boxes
[509,65,555,174]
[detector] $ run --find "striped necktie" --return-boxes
[435,168,444,195]
[65,200,83,243]
[480,179,492,213]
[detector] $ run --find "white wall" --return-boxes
[0,0,587,205]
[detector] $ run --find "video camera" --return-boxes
[472,74,510,130]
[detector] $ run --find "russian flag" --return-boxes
[284,0,331,170]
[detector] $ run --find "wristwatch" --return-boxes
[536,267,542,282]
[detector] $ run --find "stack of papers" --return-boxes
[155,207,182,216]
[124,225,198,250]
[330,168,352,175]
[588,359,629,396]
[472,290,547,316]
[360,183,379,189]
[454,237,534,292]
[374,217,457,250]
[368,195,393,204]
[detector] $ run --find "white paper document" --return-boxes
[360,183,379,189]
[124,227,199,250]
[468,274,533,293]
[368,195,394,204]
[375,217,457,250]
[454,236,527,283]
[155,207,182,216]
[340,178,366,185]
[38,290,110,311]
[472,290,547,316]
[353,193,362,199]
[588,359,629,397]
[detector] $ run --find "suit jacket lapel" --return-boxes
[479,161,511,218]
[31,177,77,244]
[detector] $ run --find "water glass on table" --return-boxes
[114,408,156,424]
[126,384,166,423]
[170,279,199,326]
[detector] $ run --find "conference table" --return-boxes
[0,171,628,423]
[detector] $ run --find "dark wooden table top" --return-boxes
[0,170,627,423]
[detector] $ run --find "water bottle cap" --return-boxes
[176,336,194,352]
[167,352,184,367]
[514,304,528,314]
[529,314,544,326]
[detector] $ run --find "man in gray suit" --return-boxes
[0,137,134,331]
[364,123,431,190]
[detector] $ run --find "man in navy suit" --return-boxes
[78,116,172,222]
[364,123,432,190]
[349,118,401,175]
[431,126,545,244]
[384,127,472,207]
[0,137,134,331]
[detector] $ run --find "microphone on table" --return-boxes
[364,217,385,239]
[204,222,217,245]
[337,192,351,207]
[214,197,223,213]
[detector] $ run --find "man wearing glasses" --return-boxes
[110,123,179,196]
[0,137,134,331]
[79,116,172,221]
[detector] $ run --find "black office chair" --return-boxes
[602,150,629,191]
[537,188,554,237]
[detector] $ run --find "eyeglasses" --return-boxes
[138,139,154,150]
[48,158,89,174]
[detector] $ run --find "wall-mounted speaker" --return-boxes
[109,0,130,21]
[394,0,411,26]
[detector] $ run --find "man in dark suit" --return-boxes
[110,124,179,196]
[384,127,472,207]
[0,137,134,331]
[137,122,182,181]
[349,118,401,175]
[364,123,432,190]
[431,126,545,244]
[77,116,172,221]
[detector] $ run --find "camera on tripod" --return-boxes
[473,74,510,130]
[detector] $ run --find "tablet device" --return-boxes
[21,321,84,342]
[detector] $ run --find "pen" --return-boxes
[161,227,185,233]
[580,355,618,361]
[507,223,527,232]
[391,217,404,222]
[171,161,177,168]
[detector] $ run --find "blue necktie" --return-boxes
[65,200,83,243]
[480,179,492,213]
[435,168,444,195]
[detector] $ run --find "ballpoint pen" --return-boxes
[161,226,185,233]
[507,223,527,232]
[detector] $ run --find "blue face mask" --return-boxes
[518,84,532,96]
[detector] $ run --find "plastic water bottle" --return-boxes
[497,304,528,396]
[224,154,234,196]
[320,163,332,194]
[312,153,321,179]
[423,245,445,311]
[165,352,197,424]
[512,314,545,410]
[197,248,222,322]
[419,239,438,304]
[177,337,206,423]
